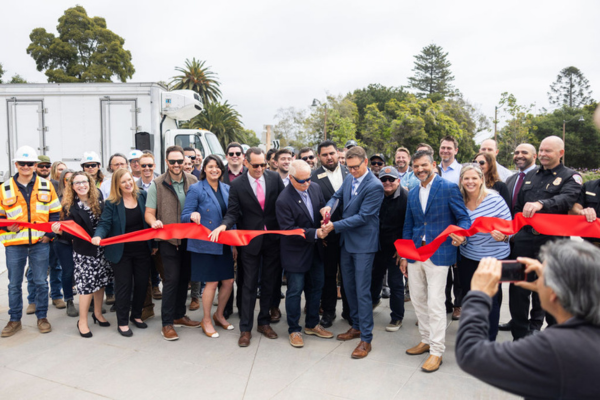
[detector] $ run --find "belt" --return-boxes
[523,226,541,236]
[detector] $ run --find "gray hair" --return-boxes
[289,160,311,177]
[540,240,600,326]
[412,149,434,164]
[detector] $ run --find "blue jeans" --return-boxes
[54,241,75,301]
[371,248,405,321]
[27,240,63,302]
[340,249,375,343]
[285,256,324,334]
[6,242,50,320]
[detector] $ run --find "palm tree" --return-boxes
[183,101,245,148]
[170,58,222,106]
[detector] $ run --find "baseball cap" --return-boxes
[370,153,385,161]
[379,166,399,180]
[38,155,51,163]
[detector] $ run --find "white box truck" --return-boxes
[0,82,226,182]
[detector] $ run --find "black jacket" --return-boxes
[61,195,105,257]
[379,185,408,250]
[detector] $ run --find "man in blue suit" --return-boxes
[401,149,470,372]
[321,146,384,359]
[276,160,334,348]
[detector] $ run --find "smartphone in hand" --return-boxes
[500,261,527,282]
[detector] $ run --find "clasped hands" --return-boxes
[319,206,334,238]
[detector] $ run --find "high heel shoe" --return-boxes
[130,316,148,329]
[118,326,133,337]
[77,321,93,338]
[92,313,110,327]
[200,322,219,338]
[213,313,234,330]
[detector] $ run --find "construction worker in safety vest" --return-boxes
[1,146,61,338]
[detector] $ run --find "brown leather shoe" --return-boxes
[239,331,252,347]
[161,325,179,341]
[189,297,200,311]
[141,306,155,322]
[257,324,278,339]
[1,321,22,338]
[270,307,281,323]
[452,307,461,320]
[152,286,162,300]
[173,315,201,328]
[52,299,66,309]
[336,327,361,341]
[289,332,304,348]
[26,303,36,315]
[304,325,334,339]
[406,342,430,355]
[421,355,443,372]
[37,318,52,333]
[351,341,372,359]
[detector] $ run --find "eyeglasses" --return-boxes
[292,175,311,184]
[141,164,154,168]
[380,177,397,183]
[83,163,99,168]
[249,163,267,169]
[472,160,486,166]
[371,161,384,166]
[228,152,242,157]
[17,162,35,167]
[346,163,362,171]
[129,159,140,164]
[168,159,184,165]
[72,181,89,186]
[301,155,315,161]
[37,164,51,168]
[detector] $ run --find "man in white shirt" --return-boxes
[479,139,513,182]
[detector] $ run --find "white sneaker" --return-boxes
[386,320,403,332]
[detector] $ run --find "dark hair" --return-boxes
[318,140,337,155]
[440,135,458,149]
[275,148,293,161]
[200,154,226,181]
[108,153,128,172]
[416,143,434,154]
[474,152,500,188]
[245,147,264,162]
[298,147,314,157]
[183,147,196,153]
[226,142,243,153]
[266,148,277,161]
[345,146,367,162]
[413,149,434,163]
[166,145,184,160]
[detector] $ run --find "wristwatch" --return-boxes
[538,200,545,207]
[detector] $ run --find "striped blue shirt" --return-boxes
[460,192,511,261]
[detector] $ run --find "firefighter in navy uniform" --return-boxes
[570,178,600,247]
[510,136,582,340]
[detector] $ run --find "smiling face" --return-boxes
[226,146,243,168]
[538,138,563,169]
[370,157,384,174]
[139,156,155,179]
[245,152,266,180]
[439,140,458,163]
[461,168,483,198]
[277,154,292,174]
[290,167,311,192]
[119,172,135,195]
[475,154,488,174]
[167,151,184,177]
[72,174,91,198]
[345,156,368,179]
[183,157,194,173]
[513,144,536,171]
[412,155,436,184]
[204,159,222,182]
[395,151,410,171]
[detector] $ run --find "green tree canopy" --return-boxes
[26,6,134,83]
[408,44,457,98]
[496,93,537,166]
[9,74,28,84]
[239,129,261,147]
[170,58,222,106]
[182,101,244,149]
[548,66,594,109]
[0,63,4,83]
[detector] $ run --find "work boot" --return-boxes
[1,321,22,338]
[66,300,79,317]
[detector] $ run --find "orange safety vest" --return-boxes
[0,175,61,246]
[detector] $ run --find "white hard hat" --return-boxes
[128,150,143,160]
[13,146,39,162]
[81,151,101,165]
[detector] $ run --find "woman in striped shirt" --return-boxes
[449,164,511,340]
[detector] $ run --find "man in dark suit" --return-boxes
[311,140,350,328]
[276,160,333,348]
[210,147,285,347]
[321,146,384,359]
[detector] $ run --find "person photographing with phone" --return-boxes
[456,239,600,399]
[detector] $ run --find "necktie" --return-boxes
[351,178,358,197]
[256,179,265,210]
[512,172,526,211]
[301,191,313,221]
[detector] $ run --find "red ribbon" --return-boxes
[0,220,305,247]
[394,213,599,262]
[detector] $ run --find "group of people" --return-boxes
[2,134,599,380]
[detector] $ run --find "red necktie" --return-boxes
[256,180,265,210]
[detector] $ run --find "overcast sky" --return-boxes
[2,0,599,142]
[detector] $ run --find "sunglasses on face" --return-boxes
[187,156,196,160]
[141,164,154,168]
[249,163,267,169]
[292,175,311,184]
[17,162,35,167]
[380,177,397,183]
[472,160,486,165]
[130,159,140,164]
[168,159,184,165]
[37,164,51,168]
[371,161,384,166]
[83,163,99,168]
[228,152,242,157]
[301,155,315,161]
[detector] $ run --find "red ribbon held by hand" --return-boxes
[394,213,600,262]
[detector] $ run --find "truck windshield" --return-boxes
[205,132,226,159]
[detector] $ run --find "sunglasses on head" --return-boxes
[472,160,485,166]
[302,155,315,161]
[168,159,184,165]
[380,177,397,183]
[371,161,384,166]
[249,163,267,169]
[292,175,311,184]
[228,151,242,157]
[17,162,35,167]
[141,163,154,168]
[83,163,99,168]
[37,164,51,168]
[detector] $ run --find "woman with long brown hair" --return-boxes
[472,152,510,207]
[51,171,112,337]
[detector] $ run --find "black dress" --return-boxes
[190,186,235,282]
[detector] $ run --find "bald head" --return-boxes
[539,136,564,169]
[541,136,565,151]
[480,139,499,155]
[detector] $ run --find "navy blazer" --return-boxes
[276,182,325,273]
[93,190,150,264]
[403,174,471,266]
[325,170,384,254]
[181,179,230,255]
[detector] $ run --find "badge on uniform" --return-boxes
[586,191,596,196]
[317,173,327,179]
[553,177,562,186]
[573,174,583,185]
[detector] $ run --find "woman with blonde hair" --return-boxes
[51,172,112,337]
[92,169,152,337]
[51,161,67,181]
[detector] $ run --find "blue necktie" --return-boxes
[351,178,359,197]
[300,191,313,221]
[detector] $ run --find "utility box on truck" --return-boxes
[0,82,225,181]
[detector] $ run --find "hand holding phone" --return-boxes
[500,261,527,282]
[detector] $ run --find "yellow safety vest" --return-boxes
[0,176,61,246]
